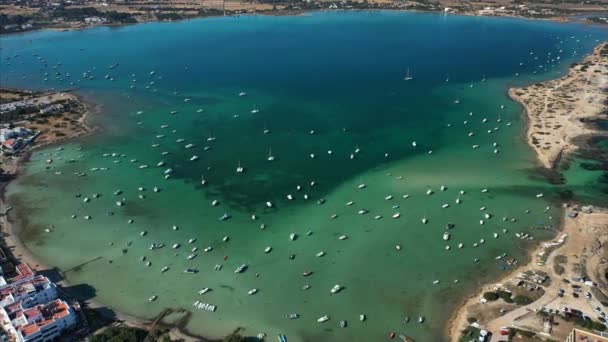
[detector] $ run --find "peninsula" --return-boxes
[449,42,608,341]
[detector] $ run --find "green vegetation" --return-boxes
[51,7,136,23]
[91,327,172,342]
[483,291,499,301]
[513,295,533,305]
[458,326,481,342]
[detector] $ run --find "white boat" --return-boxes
[236,161,245,173]
[289,233,297,241]
[267,149,275,161]
[264,246,272,253]
[187,254,197,260]
[458,243,464,248]
[234,264,248,273]
[201,175,207,185]
[330,284,343,294]
[426,189,433,195]
[204,246,213,252]
[440,185,447,191]
[287,194,293,200]
[418,316,425,323]
[360,314,366,321]
[536,193,544,198]
[116,201,124,206]
[149,295,157,302]
[190,155,199,161]
[239,92,247,96]
[357,183,366,189]
[198,288,210,295]
[422,217,428,224]
[266,201,273,208]
[385,195,393,200]
[248,289,258,295]
[140,231,147,236]
[404,68,413,81]
[392,213,401,219]
[395,245,402,250]
[188,238,196,243]
[316,251,325,257]
[317,315,330,323]
[442,203,449,209]
[161,266,169,273]
[443,232,450,241]
[212,200,220,207]
[153,187,159,192]
[172,243,180,249]
[338,235,348,240]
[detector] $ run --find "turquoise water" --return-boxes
[2,12,607,341]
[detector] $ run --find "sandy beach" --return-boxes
[509,41,608,170]
[447,41,608,341]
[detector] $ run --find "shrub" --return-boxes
[483,292,499,301]
[513,295,533,305]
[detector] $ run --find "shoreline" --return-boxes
[446,41,608,341]
[1,8,606,38]
[0,89,212,341]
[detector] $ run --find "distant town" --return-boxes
[1,0,607,34]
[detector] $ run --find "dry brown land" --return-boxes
[448,208,608,341]
[510,42,608,170]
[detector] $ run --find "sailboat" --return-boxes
[404,68,413,81]
[236,161,245,173]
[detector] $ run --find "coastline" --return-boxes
[1,8,605,38]
[0,90,210,341]
[446,41,608,341]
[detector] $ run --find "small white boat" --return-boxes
[422,217,428,224]
[248,289,258,295]
[317,315,330,323]
[267,149,275,162]
[316,251,325,257]
[199,288,210,295]
[264,246,272,253]
[330,284,343,294]
[289,233,297,241]
[149,295,157,302]
[188,238,196,244]
[187,254,197,260]
[172,244,180,249]
[190,155,199,161]
[443,232,450,241]
[338,235,348,240]
[357,184,366,189]
[360,314,366,321]
[161,266,169,273]
[392,212,401,219]
[426,189,433,195]
[266,201,274,208]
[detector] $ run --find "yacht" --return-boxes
[392,213,401,219]
[188,238,196,244]
[357,183,366,189]
[317,315,330,323]
[248,289,258,295]
[302,271,313,277]
[422,217,428,224]
[198,288,211,295]
[172,244,180,249]
[340,320,347,328]
[404,68,413,81]
[264,246,272,253]
[418,316,425,324]
[236,161,245,173]
[187,254,197,260]
[234,264,248,273]
[330,284,343,294]
[338,235,348,240]
[266,201,274,208]
[360,314,366,322]
[443,232,450,241]
[190,155,199,161]
[287,314,300,319]
[316,251,325,257]
[149,295,157,302]
[201,175,207,185]
[267,149,275,161]
[289,233,297,241]
[161,266,169,273]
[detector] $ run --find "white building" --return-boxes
[0,276,58,310]
[0,299,76,342]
